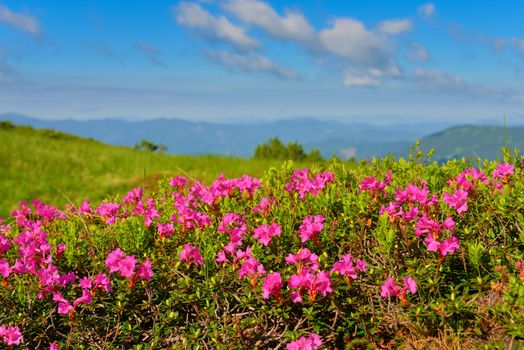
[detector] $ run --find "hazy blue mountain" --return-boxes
[397,125,524,162]
[0,113,452,159]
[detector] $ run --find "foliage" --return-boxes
[134,139,167,153]
[0,146,524,349]
[254,137,324,162]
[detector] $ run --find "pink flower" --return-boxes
[380,277,402,298]
[253,223,281,246]
[78,200,92,215]
[331,254,366,280]
[442,217,455,231]
[287,333,323,350]
[395,183,431,206]
[285,248,319,272]
[381,276,417,302]
[215,251,229,264]
[493,163,514,179]
[180,244,204,266]
[93,274,111,293]
[122,187,143,204]
[73,288,92,308]
[169,176,187,190]
[0,325,23,346]
[299,215,325,243]
[0,259,12,278]
[105,248,126,273]
[53,292,73,315]
[288,270,332,302]
[50,341,59,350]
[402,276,417,294]
[424,236,460,257]
[118,255,138,278]
[238,256,266,280]
[136,258,154,281]
[79,276,92,290]
[443,189,468,214]
[262,272,283,300]
[157,222,175,239]
[0,233,11,254]
[360,170,392,196]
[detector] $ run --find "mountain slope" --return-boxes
[406,125,524,161]
[0,121,289,217]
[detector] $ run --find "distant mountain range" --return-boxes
[1,113,522,160]
[405,125,524,162]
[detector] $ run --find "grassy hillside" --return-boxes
[0,121,295,217]
[411,125,524,161]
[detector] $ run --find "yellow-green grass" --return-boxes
[0,123,293,218]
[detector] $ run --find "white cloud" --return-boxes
[343,70,379,87]
[418,3,436,19]
[206,50,298,79]
[0,5,40,36]
[222,0,316,43]
[411,68,465,90]
[377,19,412,35]
[319,18,393,69]
[173,2,258,49]
[409,43,430,62]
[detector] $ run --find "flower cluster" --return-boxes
[105,248,153,283]
[0,324,22,346]
[179,244,204,267]
[285,168,334,199]
[298,215,325,243]
[381,276,417,304]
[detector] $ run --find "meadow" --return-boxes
[0,121,292,218]
[0,123,524,349]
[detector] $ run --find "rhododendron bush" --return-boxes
[1,151,524,348]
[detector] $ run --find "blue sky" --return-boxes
[0,0,524,124]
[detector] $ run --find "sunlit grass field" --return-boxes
[0,121,296,217]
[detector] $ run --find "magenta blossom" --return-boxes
[0,324,23,346]
[157,222,175,239]
[443,189,468,214]
[331,254,367,281]
[381,276,417,304]
[262,272,283,300]
[105,248,126,273]
[169,176,187,190]
[118,255,138,278]
[288,270,332,303]
[299,215,325,243]
[285,248,319,273]
[0,259,12,278]
[493,162,515,179]
[180,244,204,266]
[238,256,266,282]
[424,236,460,257]
[253,222,281,246]
[136,258,154,281]
[287,333,323,350]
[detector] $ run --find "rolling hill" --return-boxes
[0,121,292,218]
[403,125,524,162]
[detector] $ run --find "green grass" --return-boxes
[0,122,297,217]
